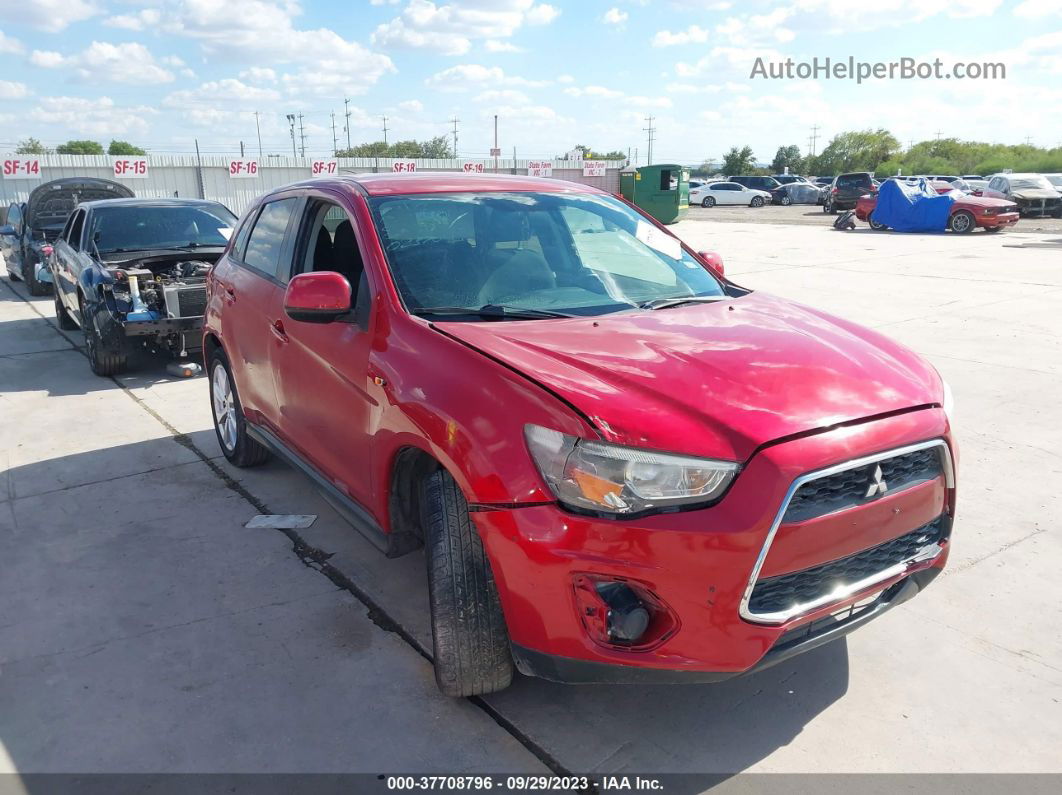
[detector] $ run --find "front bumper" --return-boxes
[476,408,955,681]
[978,212,1019,229]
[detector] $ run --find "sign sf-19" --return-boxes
[527,161,553,178]
[228,159,259,178]
[113,157,148,178]
[462,162,485,173]
[2,156,41,178]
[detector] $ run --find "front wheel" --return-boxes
[750,196,764,208]
[83,303,127,376]
[868,213,888,231]
[780,195,792,206]
[424,469,513,697]
[25,261,48,296]
[702,196,715,207]
[208,352,270,467]
[949,210,976,234]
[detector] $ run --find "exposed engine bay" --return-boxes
[101,252,221,357]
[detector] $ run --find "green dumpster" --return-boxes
[619,164,689,224]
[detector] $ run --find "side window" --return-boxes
[230,209,258,262]
[296,199,369,324]
[58,210,75,242]
[68,211,85,251]
[7,204,21,231]
[243,198,298,280]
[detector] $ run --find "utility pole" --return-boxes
[298,113,307,157]
[450,116,459,158]
[343,98,352,151]
[634,147,638,166]
[382,115,389,146]
[1024,135,1033,146]
[240,140,245,158]
[935,129,943,141]
[808,125,820,157]
[643,116,656,166]
[254,111,263,161]
[331,111,338,156]
[494,114,499,173]
[287,114,296,158]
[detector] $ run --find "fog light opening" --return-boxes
[572,574,678,651]
[596,582,651,644]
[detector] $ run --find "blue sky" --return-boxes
[0,0,1059,163]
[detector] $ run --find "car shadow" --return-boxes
[1,435,851,780]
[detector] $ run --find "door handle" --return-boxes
[223,285,236,304]
[270,319,288,343]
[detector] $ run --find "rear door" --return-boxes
[270,192,379,507]
[213,196,301,430]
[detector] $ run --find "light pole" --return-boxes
[286,114,296,158]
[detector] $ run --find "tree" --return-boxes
[108,140,146,156]
[770,144,802,174]
[16,137,48,154]
[809,129,899,175]
[721,145,756,176]
[559,145,627,160]
[56,140,105,155]
[336,136,454,159]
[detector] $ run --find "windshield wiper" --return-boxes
[640,296,730,311]
[411,304,575,320]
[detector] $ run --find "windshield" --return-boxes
[367,192,725,318]
[89,204,236,253]
[1045,175,1062,188]
[1010,176,1052,190]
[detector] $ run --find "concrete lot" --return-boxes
[1,217,1060,779]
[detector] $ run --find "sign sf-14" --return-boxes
[2,156,41,179]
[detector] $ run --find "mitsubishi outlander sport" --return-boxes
[203,173,957,696]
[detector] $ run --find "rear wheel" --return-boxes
[949,210,976,234]
[423,469,513,697]
[83,303,127,376]
[823,200,836,214]
[702,196,715,208]
[868,213,887,231]
[208,351,270,467]
[54,290,77,329]
[750,196,764,208]
[7,266,20,281]
[780,194,792,206]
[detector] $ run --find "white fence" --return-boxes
[1,155,627,217]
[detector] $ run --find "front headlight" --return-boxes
[525,425,739,516]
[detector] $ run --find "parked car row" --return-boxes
[4,170,959,699]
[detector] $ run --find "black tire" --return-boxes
[949,210,976,234]
[750,196,764,208]
[823,201,836,214]
[702,196,715,208]
[868,213,887,231]
[7,266,20,281]
[208,351,270,467]
[25,260,48,296]
[83,302,127,376]
[780,195,792,206]
[424,469,513,697]
[54,290,77,329]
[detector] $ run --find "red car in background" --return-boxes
[857,179,1019,233]
[204,173,957,696]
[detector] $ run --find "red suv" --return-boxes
[204,174,957,696]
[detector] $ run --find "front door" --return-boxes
[214,196,300,430]
[270,193,379,510]
[2,203,23,275]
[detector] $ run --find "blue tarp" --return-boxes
[872,178,956,232]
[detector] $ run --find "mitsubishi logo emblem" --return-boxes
[865,465,888,499]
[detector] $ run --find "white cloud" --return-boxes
[424,63,549,92]
[239,66,278,83]
[104,9,161,31]
[603,8,628,25]
[557,74,575,83]
[564,85,623,99]
[475,89,531,104]
[0,30,23,54]
[0,80,29,99]
[28,96,157,136]
[652,24,709,46]
[1,0,98,32]
[30,41,176,85]
[1013,0,1062,16]
[372,0,559,55]
[485,39,523,52]
[398,99,424,112]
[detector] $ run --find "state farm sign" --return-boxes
[2,157,42,179]
[228,159,259,178]
[527,161,553,178]
[582,161,606,177]
[113,158,148,178]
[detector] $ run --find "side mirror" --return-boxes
[284,271,352,324]
[0,225,15,236]
[698,250,725,277]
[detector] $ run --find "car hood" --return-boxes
[436,292,943,461]
[1010,189,1059,200]
[955,195,1015,209]
[26,178,135,227]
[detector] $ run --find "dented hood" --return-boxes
[437,293,942,461]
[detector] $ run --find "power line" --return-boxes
[808,125,820,158]
[344,98,352,151]
[297,113,306,158]
[286,114,296,158]
[382,115,389,145]
[450,116,460,158]
[643,116,655,166]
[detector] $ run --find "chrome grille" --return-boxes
[748,516,944,616]
[783,446,941,523]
